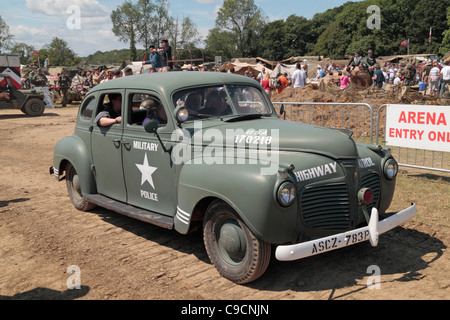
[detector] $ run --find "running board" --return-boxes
[85,194,174,230]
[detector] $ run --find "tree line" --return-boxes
[1,0,449,67]
[205,0,449,61]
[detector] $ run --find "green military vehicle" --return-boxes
[0,73,46,116]
[50,72,416,284]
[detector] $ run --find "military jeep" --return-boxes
[50,72,416,284]
[0,73,46,116]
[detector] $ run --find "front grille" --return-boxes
[300,183,351,230]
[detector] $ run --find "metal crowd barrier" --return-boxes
[272,102,375,144]
[273,101,449,173]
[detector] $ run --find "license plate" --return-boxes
[311,229,370,255]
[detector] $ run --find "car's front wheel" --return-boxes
[203,200,271,284]
[65,163,96,211]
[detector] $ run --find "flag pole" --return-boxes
[407,38,410,55]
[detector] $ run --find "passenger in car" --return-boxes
[141,99,167,126]
[185,92,203,113]
[205,91,232,116]
[95,94,122,126]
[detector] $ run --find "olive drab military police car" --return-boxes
[50,72,416,284]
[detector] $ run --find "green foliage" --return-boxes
[214,0,266,57]
[35,37,80,67]
[207,0,449,61]
[439,7,450,56]
[9,42,36,64]
[0,14,14,53]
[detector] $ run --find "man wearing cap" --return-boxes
[123,67,133,76]
[157,39,173,71]
[362,50,377,76]
[100,70,114,83]
[58,69,71,108]
[144,45,163,71]
[348,52,363,70]
[31,68,48,87]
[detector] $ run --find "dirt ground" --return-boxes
[0,104,449,301]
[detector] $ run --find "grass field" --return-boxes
[391,169,450,228]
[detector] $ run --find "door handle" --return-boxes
[112,139,131,150]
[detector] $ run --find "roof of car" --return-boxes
[89,71,260,95]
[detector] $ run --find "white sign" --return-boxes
[385,104,450,152]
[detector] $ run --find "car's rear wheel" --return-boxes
[203,200,271,284]
[23,98,45,116]
[65,163,96,211]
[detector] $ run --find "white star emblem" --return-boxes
[136,153,158,189]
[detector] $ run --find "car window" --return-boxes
[173,85,271,121]
[80,96,96,120]
[128,93,167,127]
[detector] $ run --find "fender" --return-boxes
[356,143,396,215]
[174,161,299,244]
[53,135,97,196]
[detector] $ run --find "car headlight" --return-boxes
[277,182,296,207]
[384,158,398,180]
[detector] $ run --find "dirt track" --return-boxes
[0,107,449,301]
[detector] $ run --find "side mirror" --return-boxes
[144,120,159,134]
[173,106,189,124]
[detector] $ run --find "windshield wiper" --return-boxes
[224,113,264,122]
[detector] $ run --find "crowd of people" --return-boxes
[16,42,450,108]
[256,50,450,97]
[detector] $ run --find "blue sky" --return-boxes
[1,0,362,57]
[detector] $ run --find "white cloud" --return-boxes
[25,0,110,18]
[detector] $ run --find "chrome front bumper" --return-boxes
[275,204,417,261]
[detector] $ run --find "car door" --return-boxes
[90,90,127,202]
[121,90,177,216]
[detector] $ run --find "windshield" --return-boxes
[172,85,272,121]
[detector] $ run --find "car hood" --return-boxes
[186,118,358,160]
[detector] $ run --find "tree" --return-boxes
[111,1,140,61]
[204,27,237,62]
[214,0,266,57]
[0,15,14,53]
[42,37,79,66]
[9,42,36,64]
[168,16,201,52]
[441,7,450,56]
[135,0,171,50]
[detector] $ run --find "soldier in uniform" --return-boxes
[31,68,48,87]
[404,63,416,86]
[348,52,363,71]
[157,39,173,71]
[58,69,71,108]
[362,49,377,76]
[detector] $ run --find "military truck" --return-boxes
[50,72,416,284]
[0,73,46,116]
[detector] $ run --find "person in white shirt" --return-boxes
[393,73,402,85]
[292,63,306,88]
[440,60,450,97]
[429,63,441,95]
[257,67,266,83]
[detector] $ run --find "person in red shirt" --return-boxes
[261,72,272,98]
